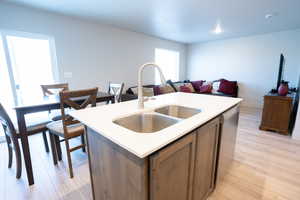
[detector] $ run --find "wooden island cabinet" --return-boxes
[149,117,220,200]
[86,106,238,200]
[192,117,220,200]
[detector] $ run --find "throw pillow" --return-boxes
[131,87,155,97]
[143,88,155,97]
[184,83,195,93]
[173,82,185,91]
[212,81,221,91]
[199,84,213,93]
[166,80,177,92]
[153,85,161,96]
[218,79,237,95]
[190,80,205,92]
[179,85,192,93]
[159,85,175,94]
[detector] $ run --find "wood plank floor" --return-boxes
[209,107,300,200]
[1,107,300,200]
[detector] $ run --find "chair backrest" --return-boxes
[41,83,69,97]
[108,82,124,103]
[0,103,18,140]
[59,87,98,135]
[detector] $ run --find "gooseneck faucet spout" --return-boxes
[138,63,167,109]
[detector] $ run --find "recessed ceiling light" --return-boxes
[265,14,273,19]
[265,12,278,19]
[213,23,223,34]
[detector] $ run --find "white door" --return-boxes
[0,31,58,141]
[5,33,58,104]
[0,34,15,142]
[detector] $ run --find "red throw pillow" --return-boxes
[153,86,161,96]
[190,80,205,92]
[218,79,237,95]
[199,84,212,93]
[179,85,192,93]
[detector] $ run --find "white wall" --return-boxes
[187,29,300,108]
[0,3,187,91]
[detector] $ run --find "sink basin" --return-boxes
[113,113,179,133]
[155,105,201,119]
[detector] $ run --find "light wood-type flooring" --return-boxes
[1,107,300,200]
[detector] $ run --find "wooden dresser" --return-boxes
[260,92,296,135]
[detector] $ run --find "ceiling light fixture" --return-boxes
[265,12,278,19]
[265,14,273,19]
[213,23,223,34]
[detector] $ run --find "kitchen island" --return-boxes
[70,92,242,200]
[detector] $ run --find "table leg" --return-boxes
[54,135,62,161]
[16,111,34,185]
[111,97,115,104]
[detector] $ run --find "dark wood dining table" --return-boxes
[13,92,115,185]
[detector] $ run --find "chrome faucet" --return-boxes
[138,63,167,109]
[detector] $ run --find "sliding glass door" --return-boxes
[0,31,58,141]
[0,35,15,115]
[0,34,15,142]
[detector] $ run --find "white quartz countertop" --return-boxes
[70,92,242,158]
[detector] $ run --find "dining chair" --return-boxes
[107,82,124,103]
[41,83,69,96]
[41,83,69,121]
[0,103,50,179]
[46,87,98,178]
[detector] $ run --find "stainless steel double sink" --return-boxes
[113,105,201,133]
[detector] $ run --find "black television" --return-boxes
[276,54,285,90]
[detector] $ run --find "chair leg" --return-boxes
[42,131,50,153]
[8,145,13,168]
[81,134,86,152]
[54,135,62,161]
[13,138,22,179]
[65,139,74,178]
[5,135,13,168]
[49,133,58,165]
[15,147,22,179]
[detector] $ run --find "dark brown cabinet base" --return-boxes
[260,93,296,134]
[86,106,239,200]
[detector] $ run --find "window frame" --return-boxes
[155,48,180,84]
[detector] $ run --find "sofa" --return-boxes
[124,79,238,101]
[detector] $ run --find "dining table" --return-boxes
[13,91,115,185]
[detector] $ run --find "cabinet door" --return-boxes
[193,117,220,200]
[150,133,196,200]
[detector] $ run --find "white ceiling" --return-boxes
[6,0,300,43]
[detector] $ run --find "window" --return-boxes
[155,48,180,84]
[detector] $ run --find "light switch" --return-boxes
[64,72,73,78]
